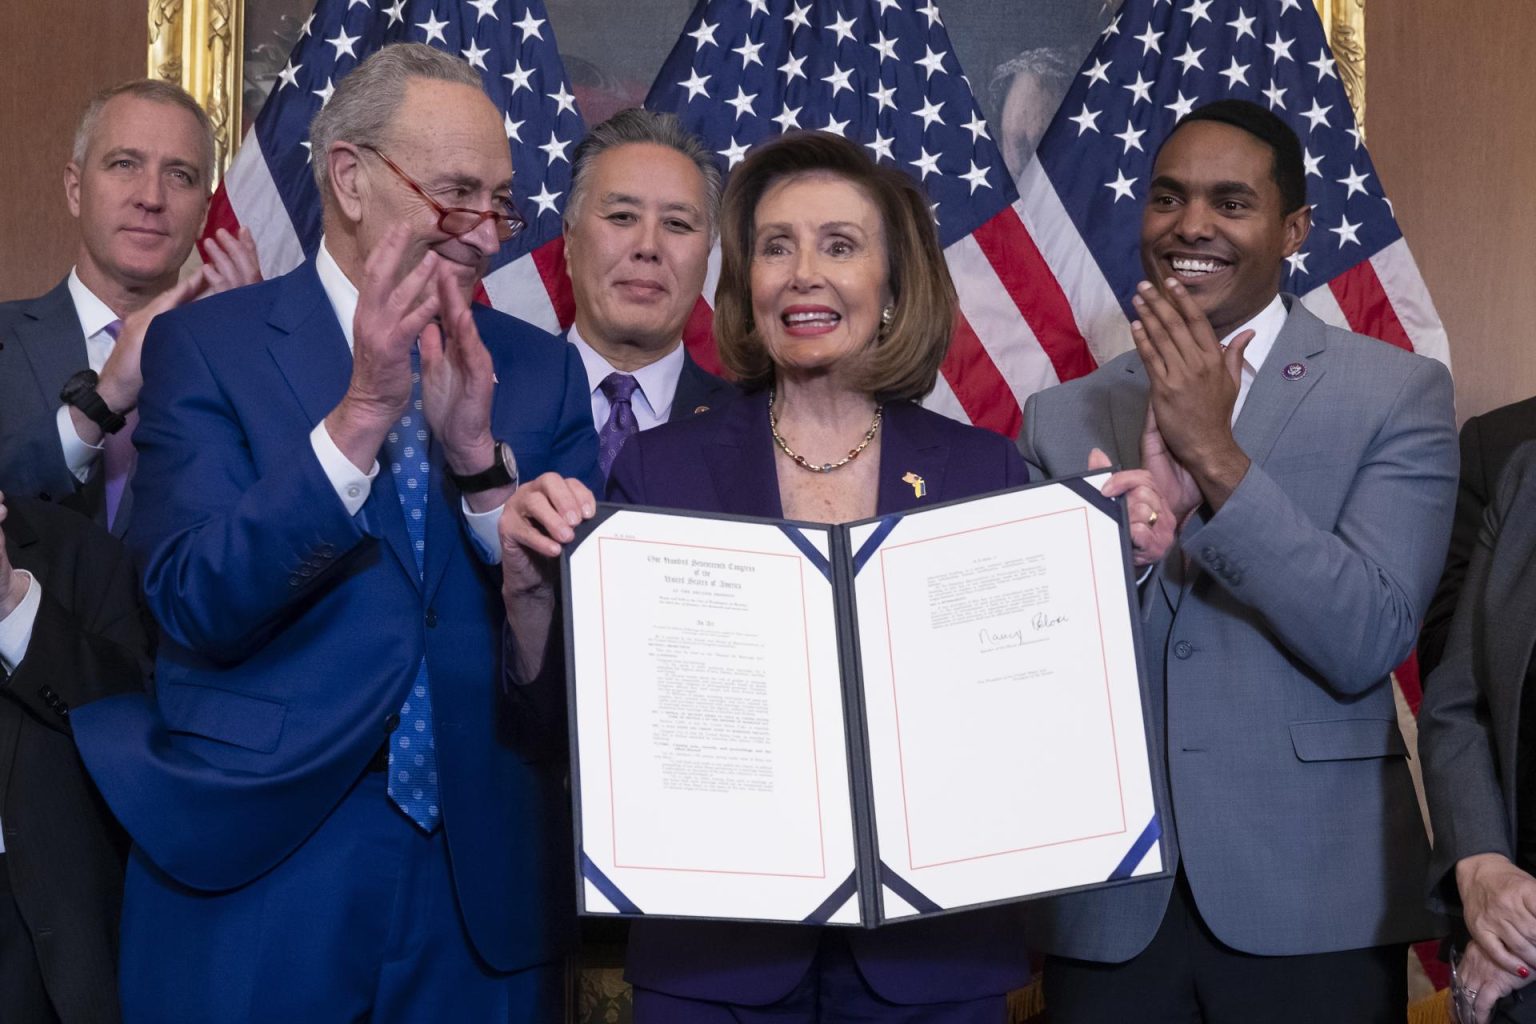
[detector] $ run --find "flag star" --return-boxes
[960,160,990,194]
[733,37,765,67]
[1279,0,1302,12]
[827,12,858,44]
[462,40,491,71]
[1286,250,1309,276]
[1220,58,1250,88]
[1383,195,1394,216]
[1227,10,1257,41]
[911,148,942,180]
[1337,165,1370,199]
[867,131,895,162]
[549,83,578,116]
[467,0,499,22]
[1115,120,1146,154]
[1310,51,1338,81]
[689,19,719,48]
[918,0,942,27]
[719,137,750,169]
[299,13,314,36]
[326,26,360,59]
[779,53,808,82]
[869,31,899,62]
[869,81,897,113]
[539,132,571,164]
[1135,24,1162,56]
[772,105,802,132]
[1105,169,1137,202]
[786,2,811,30]
[1262,82,1287,110]
[1329,215,1361,247]
[528,182,562,217]
[348,0,370,8]
[821,114,850,137]
[300,139,312,162]
[1174,44,1204,74]
[822,63,854,96]
[503,113,524,142]
[1266,33,1296,64]
[503,61,535,94]
[513,9,545,40]
[1185,0,1213,25]
[1347,126,1364,149]
[383,0,407,27]
[1165,91,1197,120]
[1069,105,1102,136]
[679,69,711,100]
[1300,99,1332,132]
[1082,58,1112,87]
[277,60,301,90]
[912,96,946,131]
[875,0,900,13]
[726,85,758,119]
[1102,12,1121,37]
[916,46,948,79]
[1123,72,1153,105]
[417,12,450,44]
[747,0,770,13]
[963,111,991,142]
[313,77,335,105]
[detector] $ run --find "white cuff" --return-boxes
[56,404,102,483]
[310,421,379,516]
[462,497,505,564]
[0,571,41,675]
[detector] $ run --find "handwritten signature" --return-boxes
[976,611,1068,653]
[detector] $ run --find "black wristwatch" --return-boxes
[447,440,518,493]
[59,370,128,435]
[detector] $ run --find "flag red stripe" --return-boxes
[199,185,243,253]
[1328,261,1414,353]
[970,206,1098,384]
[1394,651,1422,716]
[681,298,725,377]
[943,312,1023,437]
[531,236,576,330]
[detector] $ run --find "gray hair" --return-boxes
[308,43,485,201]
[73,79,215,188]
[565,109,722,235]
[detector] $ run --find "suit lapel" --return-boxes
[705,391,784,517]
[1483,521,1536,750]
[1232,299,1327,467]
[13,279,89,410]
[265,265,418,584]
[874,402,950,514]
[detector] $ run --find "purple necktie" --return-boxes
[598,372,640,478]
[101,320,137,531]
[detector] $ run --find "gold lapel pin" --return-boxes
[693,405,710,415]
[902,472,927,498]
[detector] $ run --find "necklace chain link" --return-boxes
[767,388,884,474]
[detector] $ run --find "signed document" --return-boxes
[562,474,1165,928]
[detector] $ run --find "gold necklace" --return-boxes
[768,388,883,474]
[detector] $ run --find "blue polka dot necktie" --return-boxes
[384,347,439,831]
[598,372,640,479]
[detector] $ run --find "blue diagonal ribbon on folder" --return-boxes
[852,515,902,574]
[802,871,860,924]
[581,851,643,915]
[878,860,943,915]
[1107,816,1162,881]
[778,525,833,581]
[1059,476,1121,522]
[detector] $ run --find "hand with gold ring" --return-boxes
[1087,448,1176,567]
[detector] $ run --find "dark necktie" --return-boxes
[598,372,640,478]
[100,320,137,532]
[382,347,439,831]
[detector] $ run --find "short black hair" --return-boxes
[1164,99,1307,214]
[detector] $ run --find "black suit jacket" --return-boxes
[668,350,737,422]
[1420,395,1536,677]
[0,498,151,1023]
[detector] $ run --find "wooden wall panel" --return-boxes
[0,0,147,301]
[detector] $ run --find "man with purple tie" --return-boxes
[0,79,260,531]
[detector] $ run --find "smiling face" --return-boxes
[66,94,211,304]
[1141,119,1310,337]
[563,142,711,367]
[749,172,892,381]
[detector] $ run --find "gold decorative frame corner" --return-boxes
[1315,0,1366,136]
[148,0,244,184]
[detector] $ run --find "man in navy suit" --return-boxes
[71,44,598,1021]
[561,109,735,476]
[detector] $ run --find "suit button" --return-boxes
[385,713,401,732]
[1201,546,1217,562]
[425,609,438,628]
[1174,640,1193,659]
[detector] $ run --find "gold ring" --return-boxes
[1146,510,1160,527]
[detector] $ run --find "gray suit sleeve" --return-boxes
[0,385,81,504]
[1180,355,1458,695]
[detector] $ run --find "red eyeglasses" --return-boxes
[358,143,526,243]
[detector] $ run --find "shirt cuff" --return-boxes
[310,421,379,516]
[56,403,102,483]
[463,497,504,564]
[0,571,41,675]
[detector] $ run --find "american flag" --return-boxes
[203,0,586,334]
[1021,0,1448,372]
[645,0,1097,437]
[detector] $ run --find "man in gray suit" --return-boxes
[560,109,735,479]
[0,79,258,530]
[1017,100,1456,1021]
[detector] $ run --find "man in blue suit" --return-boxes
[560,109,736,477]
[72,44,599,1021]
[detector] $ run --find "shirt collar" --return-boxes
[1221,293,1287,375]
[66,268,120,340]
[568,323,686,418]
[315,238,360,353]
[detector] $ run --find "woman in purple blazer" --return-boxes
[500,131,1173,1022]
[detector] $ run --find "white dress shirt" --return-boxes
[0,568,41,853]
[1223,294,1288,424]
[55,271,120,482]
[568,324,686,433]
